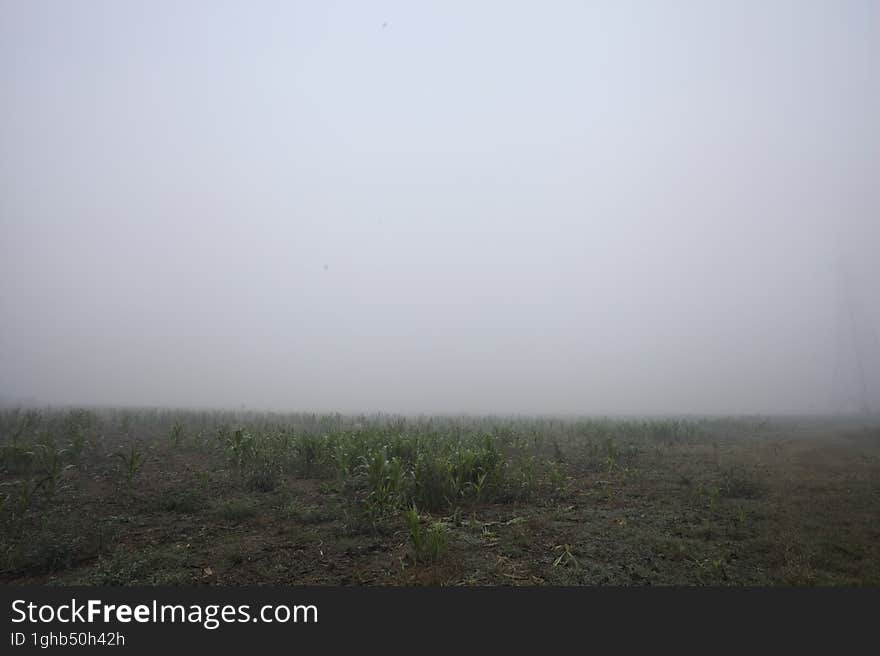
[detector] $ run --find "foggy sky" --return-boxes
[1,1,878,415]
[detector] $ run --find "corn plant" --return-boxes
[404,506,448,563]
[692,555,727,583]
[504,456,538,501]
[0,444,33,475]
[224,429,256,480]
[294,433,328,476]
[360,450,405,523]
[545,462,567,497]
[405,506,426,559]
[332,441,357,480]
[603,438,620,472]
[247,455,283,492]
[189,430,207,450]
[114,444,144,483]
[31,443,70,498]
[169,421,184,447]
[703,484,721,510]
[62,409,94,447]
[552,439,565,462]
[466,470,490,500]
[69,427,88,462]
[411,453,452,511]
[10,410,40,446]
[425,521,448,562]
[2,478,36,523]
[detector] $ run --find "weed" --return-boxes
[216,498,258,523]
[151,489,203,514]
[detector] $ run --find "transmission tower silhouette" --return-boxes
[831,257,878,415]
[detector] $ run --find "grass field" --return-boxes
[1,408,878,585]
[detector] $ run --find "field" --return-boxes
[1,408,878,585]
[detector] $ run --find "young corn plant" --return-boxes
[332,442,357,481]
[69,426,88,463]
[247,453,283,492]
[404,506,448,564]
[552,439,565,462]
[224,429,256,481]
[361,451,405,525]
[294,433,328,476]
[187,430,207,450]
[2,478,36,525]
[465,470,491,501]
[31,443,70,498]
[424,521,448,563]
[114,444,144,483]
[411,453,452,511]
[505,456,538,502]
[545,462,567,498]
[169,421,184,447]
[604,438,618,472]
[404,506,423,557]
[10,410,39,447]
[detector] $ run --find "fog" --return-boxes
[1,1,878,415]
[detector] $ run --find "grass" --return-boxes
[149,488,204,514]
[0,408,879,585]
[216,498,259,523]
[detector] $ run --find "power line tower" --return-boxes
[831,256,878,415]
